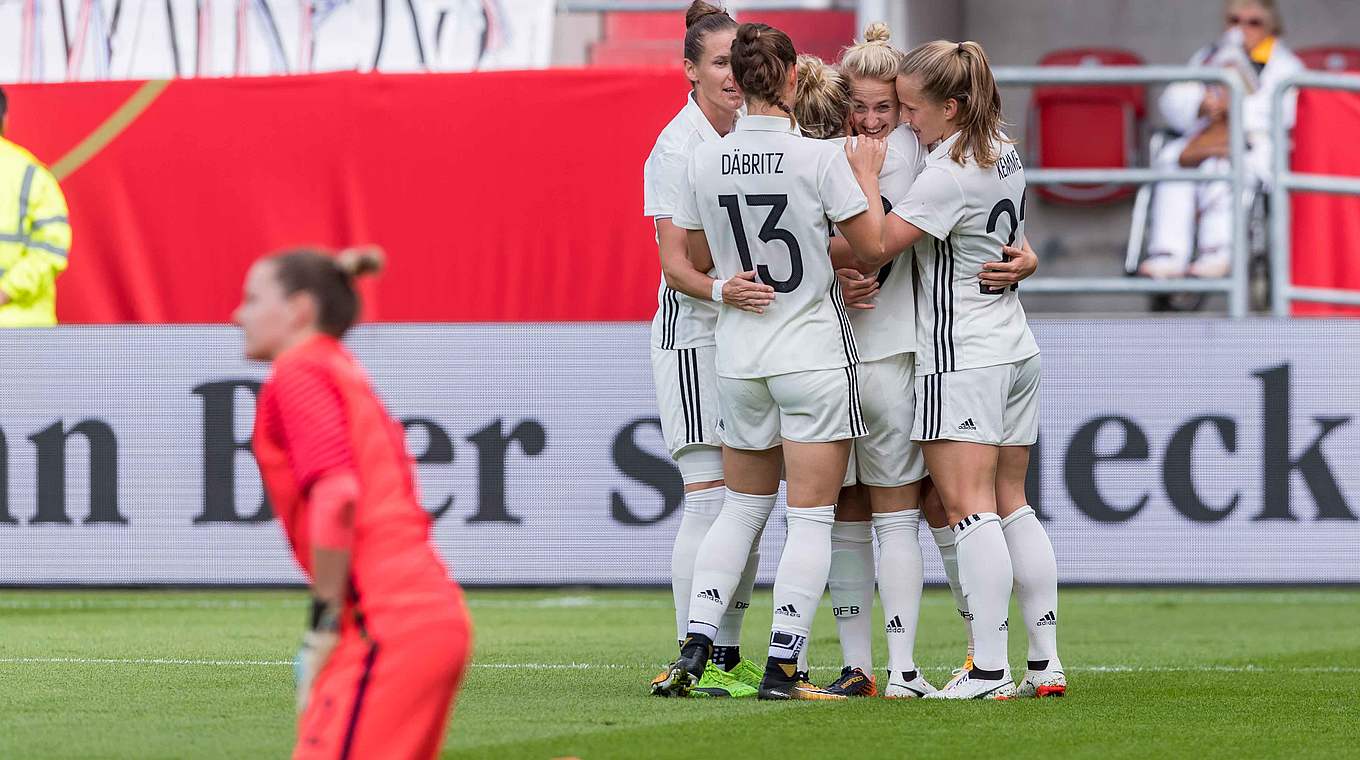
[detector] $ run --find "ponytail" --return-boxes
[268,245,385,338]
[731,23,798,127]
[899,39,1011,167]
[794,54,851,139]
[683,0,737,71]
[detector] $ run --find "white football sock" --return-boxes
[931,524,974,659]
[797,642,810,675]
[874,510,923,675]
[671,485,723,642]
[767,505,836,662]
[716,534,761,648]
[686,490,775,640]
[828,520,875,673]
[1002,506,1060,666]
[953,513,1012,674]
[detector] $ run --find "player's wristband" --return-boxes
[309,597,341,633]
[712,279,728,303]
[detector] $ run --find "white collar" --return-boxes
[736,114,798,133]
[928,131,963,161]
[683,92,731,142]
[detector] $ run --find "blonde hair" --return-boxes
[839,22,901,85]
[794,55,851,139]
[899,39,1011,168]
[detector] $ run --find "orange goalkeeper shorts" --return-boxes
[294,616,472,760]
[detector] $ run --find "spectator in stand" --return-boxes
[1141,0,1302,280]
[0,86,71,327]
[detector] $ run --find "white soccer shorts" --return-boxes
[651,345,724,483]
[854,352,927,487]
[717,365,867,451]
[913,354,1040,446]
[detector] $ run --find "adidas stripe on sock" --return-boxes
[686,491,776,640]
[1002,506,1060,666]
[768,505,836,662]
[953,513,1012,673]
[670,485,724,642]
[874,509,923,675]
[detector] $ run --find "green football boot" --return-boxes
[727,658,765,691]
[690,662,757,698]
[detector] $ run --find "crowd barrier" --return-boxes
[1,320,1356,586]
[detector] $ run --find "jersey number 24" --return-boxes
[982,190,1026,295]
[718,194,803,293]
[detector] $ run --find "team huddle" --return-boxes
[644,2,1064,701]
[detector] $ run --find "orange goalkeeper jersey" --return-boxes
[254,334,464,638]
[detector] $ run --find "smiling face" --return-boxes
[848,76,899,138]
[685,28,743,115]
[896,72,956,148]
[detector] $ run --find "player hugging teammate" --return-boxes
[646,2,1064,702]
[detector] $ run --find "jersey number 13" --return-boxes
[718,194,803,293]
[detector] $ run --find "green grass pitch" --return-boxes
[1,587,1356,759]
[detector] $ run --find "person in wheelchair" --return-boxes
[1141,0,1301,280]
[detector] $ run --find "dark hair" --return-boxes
[267,246,385,338]
[899,40,1010,168]
[0,86,7,124]
[731,23,798,123]
[683,1,736,66]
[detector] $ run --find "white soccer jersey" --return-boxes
[643,94,724,350]
[673,115,869,379]
[848,125,926,362]
[894,132,1040,376]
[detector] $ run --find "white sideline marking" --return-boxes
[1,657,1356,674]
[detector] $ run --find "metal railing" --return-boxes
[1269,71,1360,316]
[993,66,1251,317]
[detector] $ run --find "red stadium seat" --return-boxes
[1029,48,1146,205]
[734,10,855,62]
[590,11,685,68]
[1295,45,1360,73]
[588,9,855,68]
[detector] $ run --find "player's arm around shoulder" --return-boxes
[833,136,887,273]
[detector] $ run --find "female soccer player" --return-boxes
[642,0,771,698]
[850,39,1062,700]
[652,22,886,701]
[235,247,472,756]
[812,27,1040,699]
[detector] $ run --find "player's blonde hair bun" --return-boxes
[840,22,902,84]
[336,245,386,279]
[794,54,851,139]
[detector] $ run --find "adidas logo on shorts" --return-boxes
[775,604,801,618]
[885,615,905,634]
[958,418,978,431]
[697,588,722,604]
[1037,610,1057,627]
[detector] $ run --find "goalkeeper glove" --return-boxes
[294,597,341,715]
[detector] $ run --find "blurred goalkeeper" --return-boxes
[234,246,472,760]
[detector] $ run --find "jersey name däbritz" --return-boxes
[721,150,785,175]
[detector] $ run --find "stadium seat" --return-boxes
[1029,48,1146,205]
[588,9,856,67]
[1295,45,1360,73]
[590,11,685,68]
[734,10,855,62]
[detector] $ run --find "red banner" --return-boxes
[7,70,690,323]
[1289,87,1360,317]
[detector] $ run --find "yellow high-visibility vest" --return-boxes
[0,137,70,327]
